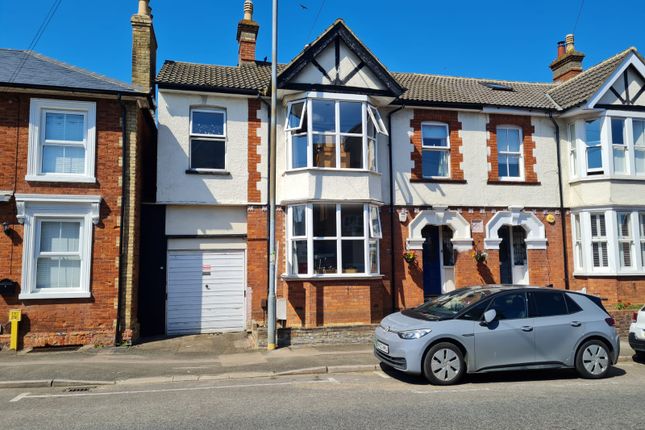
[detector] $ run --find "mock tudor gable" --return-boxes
[277,20,405,97]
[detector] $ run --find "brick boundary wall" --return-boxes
[410,109,464,181]
[486,114,538,183]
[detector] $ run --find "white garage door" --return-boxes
[167,250,246,335]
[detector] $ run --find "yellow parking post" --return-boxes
[9,309,21,351]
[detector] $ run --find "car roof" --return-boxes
[460,285,570,296]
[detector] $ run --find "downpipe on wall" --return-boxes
[387,103,404,312]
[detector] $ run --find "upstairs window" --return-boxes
[421,123,450,178]
[497,126,523,180]
[286,98,387,171]
[634,119,645,176]
[27,99,96,183]
[611,118,627,174]
[585,119,603,174]
[190,108,226,171]
[569,123,578,177]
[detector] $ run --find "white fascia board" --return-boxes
[587,52,645,109]
[482,106,552,117]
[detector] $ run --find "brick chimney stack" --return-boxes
[237,0,259,65]
[549,34,585,82]
[131,0,157,93]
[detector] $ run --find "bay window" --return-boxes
[572,209,645,275]
[286,98,387,171]
[421,123,450,178]
[570,115,645,179]
[287,203,381,276]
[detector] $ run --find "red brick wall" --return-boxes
[392,207,566,310]
[486,114,538,183]
[410,109,464,181]
[0,92,125,348]
[247,99,262,203]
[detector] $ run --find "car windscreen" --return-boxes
[413,289,493,318]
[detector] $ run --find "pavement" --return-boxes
[0,333,640,389]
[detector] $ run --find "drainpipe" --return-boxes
[548,112,570,290]
[116,94,128,345]
[387,103,404,312]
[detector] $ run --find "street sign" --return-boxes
[9,309,21,322]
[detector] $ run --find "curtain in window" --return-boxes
[36,221,81,289]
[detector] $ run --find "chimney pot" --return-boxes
[557,41,566,58]
[244,0,254,20]
[138,0,150,16]
[565,34,575,53]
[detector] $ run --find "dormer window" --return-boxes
[286,97,388,172]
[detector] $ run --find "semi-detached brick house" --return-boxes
[0,2,156,348]
[142,0,645,338]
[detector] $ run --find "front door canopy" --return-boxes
[277,19,405,98]
[484,206,547,250]
[407,207,473,252]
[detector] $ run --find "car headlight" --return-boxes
[397,328,432,340]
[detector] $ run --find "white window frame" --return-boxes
[421,122,451,179]
[286,203,381,277]
[572,213,584,271]
[16,194,100,300]
[496,125,524,181]
[640,212,645,269]
[189,107,227,172]
[26,98,97,183]
[572,208,645,276]
[584,118,604,175]
[285,97,386,172]
[616,211,634,269]
[634,119,645,176]
[568,122,579,178]
[610,117,629,175]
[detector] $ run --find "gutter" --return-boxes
[548,112,570,290]
[387,103,405,312]
[115,94,128,345]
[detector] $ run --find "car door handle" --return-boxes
[570,321,581,327]
[521,326,533,332]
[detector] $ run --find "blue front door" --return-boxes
[422,226,442,298]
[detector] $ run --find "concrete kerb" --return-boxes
[0,365,382,389]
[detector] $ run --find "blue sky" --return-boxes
[1,0,644,85]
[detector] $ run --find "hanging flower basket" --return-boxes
[402,251,417,264]
[472,249,488,263]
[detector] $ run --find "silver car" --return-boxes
[374,286,620,385]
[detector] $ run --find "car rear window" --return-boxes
[564,294,583,314]
[529,291,568,317]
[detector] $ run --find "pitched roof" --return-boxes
[393,73,555,109]
[157,60,283,94]
[0,48,139,94]
[547,47,640,109]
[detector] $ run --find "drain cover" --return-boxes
[64,386,94,392]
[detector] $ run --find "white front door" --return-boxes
[166,250,246,335]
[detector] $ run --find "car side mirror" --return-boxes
[481,309,497,326]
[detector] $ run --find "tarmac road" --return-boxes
[1,360,644,430]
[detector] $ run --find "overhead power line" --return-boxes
[572,0,585,34]
[8,0,63,83]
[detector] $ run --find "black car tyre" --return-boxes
[575,339,611,379]
[423,342,465,386]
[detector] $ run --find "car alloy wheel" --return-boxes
[423,342,465,385]
[576,340,611,379]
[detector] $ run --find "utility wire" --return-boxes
[572,0,585,34]
[8,0,63,83]
[306,0,327,40]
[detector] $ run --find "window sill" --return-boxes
[284,168,381,176]
[25,174,96,184]
[569,175,645,184]
[19,291,92,300]
[410,178,467,184]
[573,271,645,277]
[487,180,541,186]
[282,274,384,281]
[185,169,231,176]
